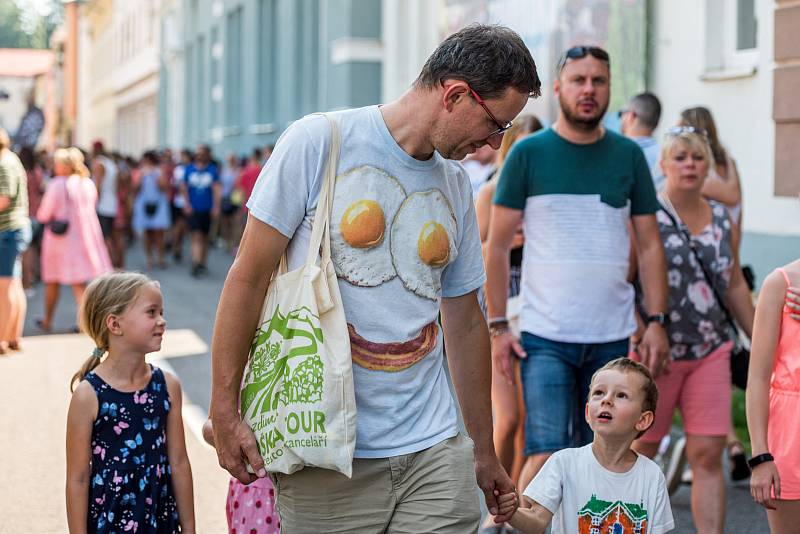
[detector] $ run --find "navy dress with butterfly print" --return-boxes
[85,365,180,533]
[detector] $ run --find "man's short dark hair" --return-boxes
[628,92,662,131]
[414,24,541,100]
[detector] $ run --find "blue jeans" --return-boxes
[519,332,629,455]
[0,223,32,278]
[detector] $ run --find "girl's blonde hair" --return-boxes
[70,272,158,391]
[54,147,90,178]
[495,114,543,169]
[660,128,716,178]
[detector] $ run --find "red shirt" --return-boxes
[239,163,261,211]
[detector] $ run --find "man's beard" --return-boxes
[559,93,609,131]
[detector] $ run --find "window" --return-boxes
[703,0,758,78]
[225,7,243,128]
[256,0,278,126]
[210,25,220,128]
[736,0,757,50]
[197,35,206,140]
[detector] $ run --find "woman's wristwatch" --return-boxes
[747,453,774,469]
[645,312,670,326]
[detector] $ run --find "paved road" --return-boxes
[19,240,767,532]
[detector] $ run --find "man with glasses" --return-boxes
[486,45,669,495]
[210,24,541,533]
[620,92,664,189]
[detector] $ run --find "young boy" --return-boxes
[501,357,675,534]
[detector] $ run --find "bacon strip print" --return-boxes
[348,321,438,371]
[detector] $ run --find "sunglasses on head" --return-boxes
[558,46,610,71]
[664,126,708,138]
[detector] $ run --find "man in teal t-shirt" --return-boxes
[485,46,670,496]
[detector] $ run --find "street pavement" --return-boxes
[5,239,767,532]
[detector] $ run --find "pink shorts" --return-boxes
[639,341,733,443]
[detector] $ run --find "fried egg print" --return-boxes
[391,189,457,301]
[331,165,406,286]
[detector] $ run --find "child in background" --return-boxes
[746,260,800,532]
[501,358,674,534]
[65,272,195,533]
[202,419,281,533]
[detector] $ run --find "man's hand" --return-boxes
[491,331,526,385]
[475,453,518,524]
[211,409,265,484]
[638,323,669,378]
[787,286,800,322]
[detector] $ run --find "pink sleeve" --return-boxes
[36,179,58,221]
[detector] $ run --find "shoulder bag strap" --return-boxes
[658,201,739,336]
[305,113,341,267]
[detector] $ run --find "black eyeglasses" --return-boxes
[467,85,513,138]
[664,126,708,138]
[617,108,630,119]
[558,46,611,72]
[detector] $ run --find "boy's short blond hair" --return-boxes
[589,357,659,438]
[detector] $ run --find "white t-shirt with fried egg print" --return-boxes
[523,444,674,534]
[246,107,485,458]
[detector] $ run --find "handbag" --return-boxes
[659,199,750,389]
[144,202,158,217]
[239,114,357,476]
[47,179,71,235]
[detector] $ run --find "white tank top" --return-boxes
[95,156,118,217]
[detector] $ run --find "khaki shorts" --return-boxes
[272,433,481,533]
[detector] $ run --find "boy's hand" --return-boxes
[494,489,519,520]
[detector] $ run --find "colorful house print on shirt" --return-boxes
[578,494,649,534]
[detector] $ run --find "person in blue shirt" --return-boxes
[180,144,220,277]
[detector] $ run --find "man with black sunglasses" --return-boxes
[486,45,669,496]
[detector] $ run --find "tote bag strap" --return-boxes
[305,113,341,267]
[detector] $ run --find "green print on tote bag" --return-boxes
[240,114,357,477]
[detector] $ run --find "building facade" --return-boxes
[161,0,382,155]
[649,0,800,280]
[74,0,160,154]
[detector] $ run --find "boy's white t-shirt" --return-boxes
[524,444,674,534]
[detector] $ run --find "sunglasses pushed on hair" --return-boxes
[664,126,708,139]
[558,46,610,71]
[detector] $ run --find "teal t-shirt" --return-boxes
[495,128,658,214]
[493,128,659,343]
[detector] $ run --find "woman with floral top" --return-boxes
[631,127,755,534]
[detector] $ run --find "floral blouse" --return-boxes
[639,201,734,361]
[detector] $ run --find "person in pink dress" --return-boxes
[202,418,280,533]
[747,260,800,532]
[36,147,112,331]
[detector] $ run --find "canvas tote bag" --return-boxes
[240,114,357,477]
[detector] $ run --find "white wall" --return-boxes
[650,0,799,237]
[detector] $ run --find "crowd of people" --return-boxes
[2,23,800,534]
[0,133,273,338]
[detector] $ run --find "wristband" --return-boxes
[489,325,510,338]
[747,453,774,469]
[487,317,509,327]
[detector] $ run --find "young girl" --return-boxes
[747,260,800,532]
[65,272,195,533]
[202,418,280,532]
